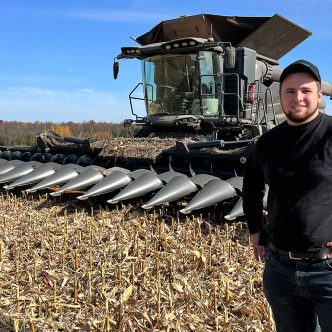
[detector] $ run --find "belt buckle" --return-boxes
[289,248,328,260]
[288,252,303,260]
[317,247,328,260]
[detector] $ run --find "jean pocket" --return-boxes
[264,248,273,263]
[324,259,332,270]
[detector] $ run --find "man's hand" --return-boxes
[250,232,266,262]
[326,241,332,259]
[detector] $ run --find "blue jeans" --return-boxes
[264,248,332,332]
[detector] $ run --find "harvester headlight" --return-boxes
[122,47,141,56]
[162,39,199,50]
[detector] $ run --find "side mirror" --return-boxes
[225,46,236,69]
[113,61,119,79]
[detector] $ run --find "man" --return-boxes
[243,60,332,332]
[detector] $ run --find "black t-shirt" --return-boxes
[243,112,332,251]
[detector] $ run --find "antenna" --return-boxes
[207,24,214,42]
[130,36,142,45]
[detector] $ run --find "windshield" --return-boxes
[143,51,222,116]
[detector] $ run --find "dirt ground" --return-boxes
[0,191,275,331]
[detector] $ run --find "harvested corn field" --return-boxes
[0,192,275,331]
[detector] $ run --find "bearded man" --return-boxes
[243,60,332,332]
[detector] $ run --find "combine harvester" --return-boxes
[1,14,332,220]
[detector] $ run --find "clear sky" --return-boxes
[0,0,331,123]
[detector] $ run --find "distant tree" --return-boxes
[0,120,137,145]
[50,124,72,137]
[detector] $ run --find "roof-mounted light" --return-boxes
[161,38,199,50]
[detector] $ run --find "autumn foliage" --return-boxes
[0,120,136,146]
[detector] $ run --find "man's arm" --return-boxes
[243,143,267,261]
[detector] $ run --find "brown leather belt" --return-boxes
[268,243,332,260]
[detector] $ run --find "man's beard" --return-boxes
[283,106,318,123]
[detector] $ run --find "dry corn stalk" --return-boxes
[0,191,274,332]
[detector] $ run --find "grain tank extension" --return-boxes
[1,14,332,219]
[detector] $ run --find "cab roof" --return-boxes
[135,14,311,60]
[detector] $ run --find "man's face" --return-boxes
[280,72,322,126]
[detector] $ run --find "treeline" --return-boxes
[0,120,137,146]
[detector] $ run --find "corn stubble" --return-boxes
[0,192,275,331]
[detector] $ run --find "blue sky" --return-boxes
[0,0,331,123]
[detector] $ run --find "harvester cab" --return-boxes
[114,14,313,138]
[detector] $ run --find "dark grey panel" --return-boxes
[237,14,311,60]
